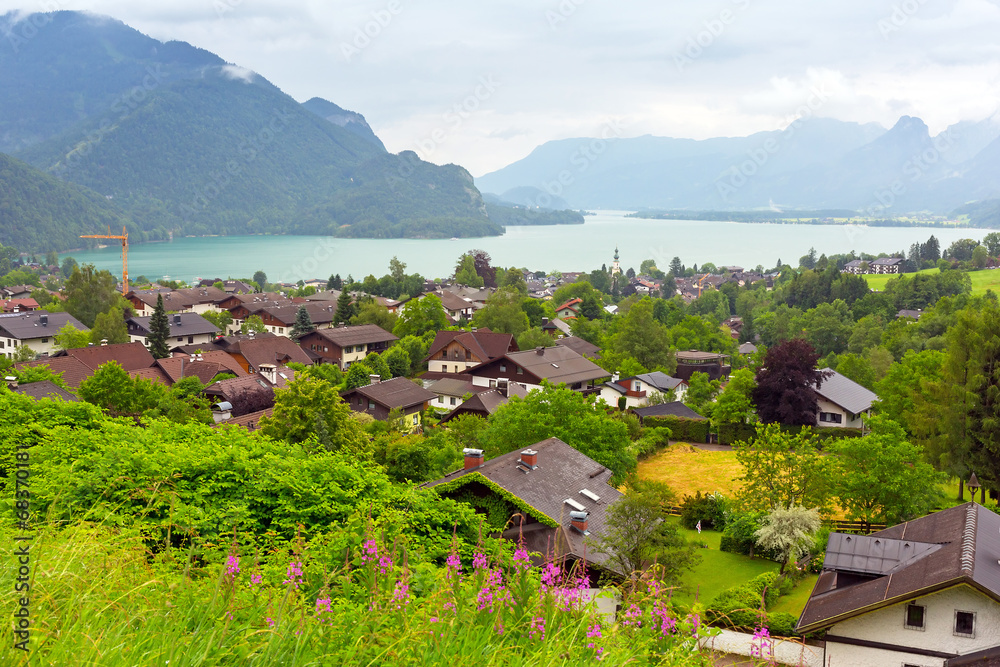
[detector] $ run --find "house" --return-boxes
[213,333,313,374]
[424,290,477,322]
[424,328,518,376]
[214,407,273,431]
[305,290,403,314]
[298,324,397,370]
[466,345,608,393]
[1,298,40,313]
[134,351,248,386]
[0,311,89,359]
[871,257,904,274]
[57,341,155,372]
[554,297,583,320]
[425,377,487,411]
[1,285,34,299]
[814,368,878,429]
[438,382,529,422]
[204,364,294,407]
[842,259,867,275]
[127,312,219,349]
[424,438,624,573]
[599,371,688,409]
[253,302,340,336]
[14,355,94,389]
[555,336,601,359]
[541,317,573,338]
[797,502,1000,667]
[899,309,924,321]
[218,293,297,334]
[631,402,705,424]
[340,376,436,428]
[126,286,228,315]
[738,342,758,355]
[4,376,78,401]
[674,350,731,382]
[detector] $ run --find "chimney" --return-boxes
[369,374,381,385]
[519,448,538,468]
[463,448,484,470]
[211,401,233,423]
[39,313,48,327]
[542,317,549,325]
[259,363,277,384]
[535,346,545,355]
[4,376,17,390]
[611,372,620,383]
[570,510,589,534]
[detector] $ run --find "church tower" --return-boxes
[611,246,621,275]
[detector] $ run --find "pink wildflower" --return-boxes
[513,545,531,570]
[472,551,489,571]
[250,571,263,587]
[361,539,378,563]
[266,617,275,628]
[528,616,546,640]
[225,552,240,580]
[283,559,304,589]
[392,580,411,608]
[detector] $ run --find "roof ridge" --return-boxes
[960,503,976,575]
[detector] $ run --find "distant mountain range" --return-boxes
[0,11,499,252]
[476,114,1000,216]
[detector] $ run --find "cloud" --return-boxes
[219,64,256,83]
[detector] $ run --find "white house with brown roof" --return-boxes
[798,502,1000,667]
[298,324,397,369]
[0,311,89,359]
[466,345,608,393]
[599,371,687,408]
[424,328,518,375]
[814,368,878,429]
[127,312,219,349]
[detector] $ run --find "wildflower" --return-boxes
[283,559,304,589]
[266,617,275,628]
[587,623,604,660]
[446,551,462,581]
[472,551,489,571]
[225,552,240,580]
[751,626,774,660]
[361,539,378,564]
[623,604,643,628]
[250,572,263,587]
[392,580,411,609]
[476,568,513,612]
[528,616,546,640]
[429,617,439,624]
[315,597,332,615]
[513,545,530,571]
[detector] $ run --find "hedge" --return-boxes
[641,416,709,443]
[705,571,800,637]
[723,423,865,447]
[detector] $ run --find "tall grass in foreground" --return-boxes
[1,522,715,666]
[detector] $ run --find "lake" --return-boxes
[61,211,992,284]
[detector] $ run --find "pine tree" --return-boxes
[335,291,355,323]
[290,305,315,341]
[148,294,171,359]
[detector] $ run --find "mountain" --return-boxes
[477,113,1000,214]
[952,199,1000,227]
[0,11,498,250]
[0,152,133,252]
[301,97,385,150]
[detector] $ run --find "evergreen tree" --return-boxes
[148,294,171,359]
[335,290,355,323]
[327,274,343,290]
[290,305,315,342]
[252,270,268,292]
[669,256,684,277]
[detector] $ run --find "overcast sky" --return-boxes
[5,0,1000,175]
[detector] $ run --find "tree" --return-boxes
[12,345,36,362]
[752,339,828,426]
[589,478,698,580]
[712,368,756,425]
[922,235,941,262]
[965,301,1000,495]
[383,345,412,378]
[78,361,165,418]
[945,238,979,262]
[454,253,484,288]
[828,415,943,529]
[498,267,528,295]
[54,323,91,351]
[350,301,398,332]
[972,244,989,269]
[240,315,266,335]
[335,290,356,324]
[683,372,719,417]
[363,352,391,381]
[90,306,130,345]
[327,274,343,290]
[260,375,367,452]
[472,288,529,336]
[669,257,684,277]
[201,310,233,334]
[344,361,375,391]
[148,294,171,359]
[983,232,1000,258]
[833,352,876,390]
[253,270,268,292]
[734,423,830,513]
[470,249,497,288]
[389,256,407,282]
[482,384,636,483]
[605,298,675,374]
[289,305,316,342]
[753,505,820,575]
[392,295,448,338]
[60,256,78,278]
[64,264,121,328]
[516,327,555,351]
[45,250,58,267]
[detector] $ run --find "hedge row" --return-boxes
[641,416,709,443]
[705,571,799,637]
[722,423,865,446]
[719,535,781,562]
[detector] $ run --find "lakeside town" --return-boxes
[4,231,1000,665]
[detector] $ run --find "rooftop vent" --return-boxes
[39,313,48,327]
[580,489,600,502]
[564,498,586,512]
[174,314,182,325]
[535,346,545,355]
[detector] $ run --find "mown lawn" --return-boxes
[769,574,819,617]
[637,444,743,499]
[864,267,1000,295]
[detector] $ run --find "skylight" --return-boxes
[564,498,586,511]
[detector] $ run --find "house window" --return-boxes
[41,338,48,344]
[368,401,375,410]
[278,327,284,334]
[955,610,975,637]
[516,366,523,374]
[188,336,194,344]
[904,603,925,630]
[489,380,497,388]
[819,412,843,424]
[441,351,448,359]
[177,337,184,342]
[500,363,507,372]
[412,414,418,425]
[442,365,448,373]
[450,397,457,406]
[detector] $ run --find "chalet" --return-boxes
[340,376,436,428]
[1,285,34,299]
[541,317,572,338]
[738,342,758,355]
[424,438,624,573]
[213,333,313,374]
[425,377,487,411]
[305,290,402,314]
[466,346,608,393]
[438,381,529,422]
[298,324,397,370]
[554,298,583,320]
[899,309,924,321]
[674,350,731,382]
[132,351,249,386]
[57,341,155,372]
[842,259,867,275]
[599,371,687,409]
[1,298,39,313]
[127,286,228,315]
[814,368,877,429]
[0,311,88,360]
[424,290,476,322]
[254,302,338,336]
[218,293,297,334]
[204,363,294,405]
[424,328,518,376]
[127,312,219,349]
[871,256,904,274]
[798,502,1000,667]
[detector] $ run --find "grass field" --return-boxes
[863,267,1000,295]
[637,444,743,499]
[769,575,819,616]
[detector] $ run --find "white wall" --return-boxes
[698,628,824,667]
[816,397,865,429]
[826,585,1000,665]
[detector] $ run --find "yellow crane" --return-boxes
[697,273,710,298]
[79,226,129,295]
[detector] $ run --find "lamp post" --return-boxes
[968,473,981,504]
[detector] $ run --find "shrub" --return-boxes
[642,416,709,443]
[679,491,729,530]
[706,571,801,636]
[632,427,671,459]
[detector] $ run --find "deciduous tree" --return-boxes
[753,505,820,574]
[752,339,828,426]
[260,375,367,452]
[734,423,830,513]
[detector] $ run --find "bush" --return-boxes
[678,491,728,530]
[720,510,780,561]
[642,416,709,443]
[706,571,801,636]
[633,427,671,459]
[718,422,756,445]
[766,612,800,637]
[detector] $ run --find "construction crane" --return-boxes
[697,273,710,298]
[79,226,129,295]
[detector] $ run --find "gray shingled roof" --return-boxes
[634,371,685,392]
[632,402,705,420]
[309,324,397,348]
[128,312,219,337]
[0,311,88,339]
[814,368,878,415]
[798,503,1000,634]
[10,380,78,401]
[344,376,436,410]
[502,346,608,386]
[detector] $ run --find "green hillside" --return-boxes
[0,152,134,252]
